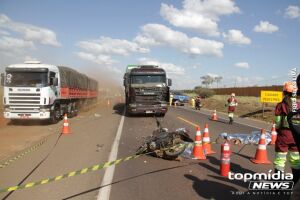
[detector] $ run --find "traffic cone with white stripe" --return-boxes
[192,126,206,160]
[61,114,71,134]
[269,122,277,145]
[250,129,271,164]
[211,110,218,121]
[203,123,215,155]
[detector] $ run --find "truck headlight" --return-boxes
[161,103,168,107]
[40,108,50,112]
[4,108,10,112]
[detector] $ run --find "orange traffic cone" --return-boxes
[269,122,277,145]
[220,140,231,177]
[203,123,215,155]
[211,110,218,121]
[61,114,71,134]
[193,126,206,160]
[250,129,271,164]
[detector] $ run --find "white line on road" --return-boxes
[97,111,125,200]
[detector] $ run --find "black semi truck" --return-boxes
[123,65,171,116]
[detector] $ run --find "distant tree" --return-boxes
[214,76,223,88]
[200,75,214,88]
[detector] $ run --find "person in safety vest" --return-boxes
[288,75,300,199]
[274,81,300,184]
[225,93,238,124]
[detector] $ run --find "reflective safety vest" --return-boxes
[228,98,237,107]
[275,102,293,129]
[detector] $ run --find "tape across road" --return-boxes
[0,138,48,169]
[0,144,186,193]
[0,154,141,193]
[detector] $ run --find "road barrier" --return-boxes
[0,137,48,169]
[0,144,186,193]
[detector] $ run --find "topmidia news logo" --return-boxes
[229,170,294,190]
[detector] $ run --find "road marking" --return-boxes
[177,116,199,128]
[177,107,264,130]
[97,111,125,200]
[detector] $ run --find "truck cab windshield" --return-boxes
[5,72,48,87]
[131,75,166,84]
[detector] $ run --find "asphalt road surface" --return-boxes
[0,103,291,200]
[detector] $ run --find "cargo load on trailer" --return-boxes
[1,61,98,123]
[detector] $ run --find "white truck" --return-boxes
[1,61,98,123]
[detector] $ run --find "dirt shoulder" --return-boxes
[0,97,123,162]
[187,94,276,123]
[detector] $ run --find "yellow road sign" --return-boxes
[260,90,283,103]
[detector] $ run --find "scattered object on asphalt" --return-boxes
[218,130,272,145]
[136,117,193,160]
[94,113,101,117]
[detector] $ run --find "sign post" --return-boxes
[260,90,283,117]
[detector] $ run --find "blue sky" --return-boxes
[0,0,299,89]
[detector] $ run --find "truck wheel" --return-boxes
[50,105,60,124]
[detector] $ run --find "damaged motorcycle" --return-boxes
[136,117,194,160]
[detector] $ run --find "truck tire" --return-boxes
[50,105,60,124]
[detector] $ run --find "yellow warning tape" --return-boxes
[0,143,186,193]
[0,137,48,169]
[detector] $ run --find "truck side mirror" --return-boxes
[1,73,4,86]
[53,78,58,86]
[167,79,172,86]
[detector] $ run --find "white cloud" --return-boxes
[228,76,264,86]
[207,73,220,78]
[76,52,116,66]
[77,36,149,56]
[253,21,279,33]
[24,55,38,61]
[138,57,185,75]
[223,29,251,45]
[0,36,35,55]
[135,23,224,57]
[160,0,240,37]
[235,62,250,69]
[76,36,150,73]
[285,5,300,19]
[137,57,190,89]
[0,29,10,36]
[0,14,60,47]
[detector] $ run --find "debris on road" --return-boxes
[218,130,272,145]
[94,113,101,117]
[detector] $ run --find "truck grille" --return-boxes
[135,95,161,103]
[8,92,41,108]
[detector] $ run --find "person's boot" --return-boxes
[229,117,233,125]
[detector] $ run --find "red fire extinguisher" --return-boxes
[220,140,231,177]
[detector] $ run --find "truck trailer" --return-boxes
[123,65,171,116]
[1,61,98,123]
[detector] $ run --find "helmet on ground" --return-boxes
[231,93,235,97]
[283,81,295,93]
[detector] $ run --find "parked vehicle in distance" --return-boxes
[1,61,98,123]
[171,91,190,106]
[124,65,172,116]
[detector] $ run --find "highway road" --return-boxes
[0,102,291,200]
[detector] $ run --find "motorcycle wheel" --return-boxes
[163,137,186,160]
